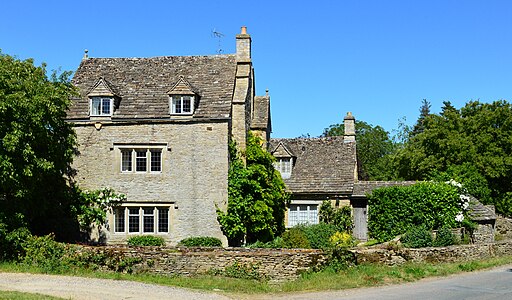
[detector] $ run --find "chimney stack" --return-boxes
[236,26,251,62]
[344,112,356,142]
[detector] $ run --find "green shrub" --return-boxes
[281,227,310,249]
[177,236,222,247]
[302,223,338,250]
[368,182,462,242]
[247,237,283,248]
[433,226,457,247]
[127,235,165,246]
[319,201,354,232]
[402,226,433,248]
[21,234,68,272]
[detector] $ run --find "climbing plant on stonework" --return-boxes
[217,132,289,246]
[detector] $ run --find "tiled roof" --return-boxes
[68,55,237,120]
[468,195,496,221]
[251,95,270,129]
[352,181,417,197]
[269,137,356,194]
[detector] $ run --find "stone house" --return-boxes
[67,27,270,245]
[68,26,495,245]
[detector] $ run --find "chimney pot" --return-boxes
[241,26,247,34]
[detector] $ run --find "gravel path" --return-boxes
[0,272,231,300]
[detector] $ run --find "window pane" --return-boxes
[143,208,154,233]
[182,96,191,113]
[309,205,319,224]
[101,98,111,115]
[172,96,181,113]
[114,207,125,232]
[121,150,132,172]
[136,150,147,172]
[150,150,162,172]
[91,98,101,115]
[288,205,299,227]
[158,208,169,232]
[128,208,140,233]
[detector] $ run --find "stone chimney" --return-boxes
[231,26,254,156]
[344,112,356,142]
[236,26,251,62]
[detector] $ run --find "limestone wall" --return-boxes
[73,121,229,245]
[79,246,328,282]
[354,240,512,265]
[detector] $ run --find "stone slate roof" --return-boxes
[269,137,356,194]
[68,55,237,120]
[251,95,270,130]
[352,181,417,197]
[468,195,496,221]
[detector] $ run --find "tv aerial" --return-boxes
[212,28,225,54]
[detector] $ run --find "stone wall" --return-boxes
[73,121,229,245]
[496,216,512,240]
[80,246,328,282]
[354,240,512,265]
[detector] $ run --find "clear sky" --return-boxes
[2,0,512,138]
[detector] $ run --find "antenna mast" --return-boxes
[212,28,225,54]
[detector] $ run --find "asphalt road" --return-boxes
[1,264,512,299]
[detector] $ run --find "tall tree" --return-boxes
[217,132,289,246]
[0,52,78,238]
[394,100,512,216]
[323,120,396,180]
[411,99,431,137]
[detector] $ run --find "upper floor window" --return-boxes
[120,148,162,173]
[170,95,194,114]
[90,96,113,116]
[274,157,292,179]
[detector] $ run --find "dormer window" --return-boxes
[90,96,113,116]
[275,157,292,179]
[170,95,194,115]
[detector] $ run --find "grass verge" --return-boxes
[0,290,64,300]
[1,256,512,295]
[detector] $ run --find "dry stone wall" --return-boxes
[354,240,512,265]
[80,246,328,282]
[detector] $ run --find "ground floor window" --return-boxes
[114,206,170,234]
[288,204,319,227]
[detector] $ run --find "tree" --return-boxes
[217,132,289,246]
[394,100,512,216]
[411,99,431,137]
[0,52,82,239]
[323,120,396,180]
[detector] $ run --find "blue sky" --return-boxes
[2,1,512,138]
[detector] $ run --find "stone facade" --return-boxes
[68,27,268,245]
[79,246,327,282]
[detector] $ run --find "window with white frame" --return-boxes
[274,157,292,179]
[170,95,194,114]
[288,204,318,227]
[90,96,113,116]
[114,206,170,234]
[120,148,162,173]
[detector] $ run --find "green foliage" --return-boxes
[368,182,463,242]
[281,227,310,249]
[0,213,30,261]
[72,188,126,232]
[394,100,512,216]
[433,226,457,247]
[217,132,289,246]
[0,52,79,239]
[21,234,68,272]
[301,223,338,250]
[221,262,263,281]
[177,236,222,247]
[401,226,433,248]
[246,237,283,249]
[323,120,396,180]
[127,235,166,247]
[318,201,353,232]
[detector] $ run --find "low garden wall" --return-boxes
[78,246,328,282]
[353,239,512,265]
